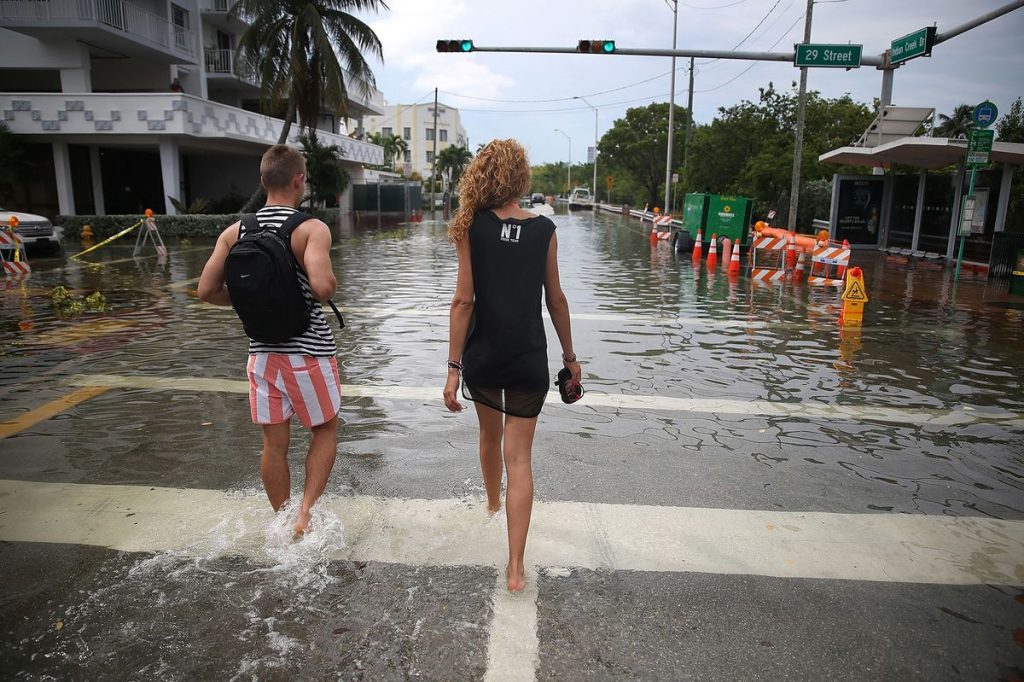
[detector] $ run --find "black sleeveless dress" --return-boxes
[461,210,556,418]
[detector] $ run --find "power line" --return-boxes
[694,12,805,93]
[678,0,754,7]
[364,90,435,128]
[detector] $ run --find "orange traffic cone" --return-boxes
[706,233,718,270]
[793,251,807,282]
[692,229,703,265]
[728,241,741,277]
[786,231,798,270]
[837,240,850,279]
[649,225,659,246]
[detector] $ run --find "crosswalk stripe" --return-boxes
[1,478,1020,586]
[65,373,1024,428]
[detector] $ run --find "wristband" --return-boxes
[447,360,464,371]
[562,353,577,363]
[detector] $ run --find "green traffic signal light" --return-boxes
[460,39,473,52]
[602,40,615,53]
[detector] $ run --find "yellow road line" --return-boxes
[26,318,139,348]
[0,385,111,439]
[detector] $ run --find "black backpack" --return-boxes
[224,211,344,344]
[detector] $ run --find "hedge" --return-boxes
[57,208,345,239]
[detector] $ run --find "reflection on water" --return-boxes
[1,210,1022,520]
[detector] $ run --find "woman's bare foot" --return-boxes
[486,499,502,515]
[293,509,311,540]
[505,563,526,592]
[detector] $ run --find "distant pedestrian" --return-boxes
[443,139,582,592]
[170,78,184,92]
[198,144,341,537]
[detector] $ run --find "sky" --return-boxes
[357,0,1024,165]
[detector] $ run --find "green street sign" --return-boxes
[890,27,935,65]
[967,128,994,166]
[794,43,862,68]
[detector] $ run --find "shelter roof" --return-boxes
[819,137,1024,170]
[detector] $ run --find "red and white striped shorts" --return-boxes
[246,353,342,428]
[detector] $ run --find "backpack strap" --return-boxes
[238,213,259,237]
[276,211,347,330]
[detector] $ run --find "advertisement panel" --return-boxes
[832,177,885,245]
[705,195,750,243]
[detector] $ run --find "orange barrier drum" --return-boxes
[756,226,819,250]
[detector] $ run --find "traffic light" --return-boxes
[436,39,474,53]
[577,39,615,54]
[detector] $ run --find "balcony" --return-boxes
[204,48,258,88]
[199,0,247,31]
[0,0,196,64]
[0,92,385,165]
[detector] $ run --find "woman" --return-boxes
[443,139,582,592]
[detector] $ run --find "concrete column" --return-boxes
[59,43,92,92]
[89,146,106,215]
[945,163,965,261]
[52,142,75,215]
[910,169,926,252]
[994,163,1015,233]
[159,138,181,215]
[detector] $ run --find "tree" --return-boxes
[436,145,473,192]
[231,0,386,210]
[298,130,350,207]
[996,97,1024,143]
[935,104,974,139]
[598,103,689,209]
[389,135,408,173]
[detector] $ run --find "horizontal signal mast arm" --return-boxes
[455,45,884,66]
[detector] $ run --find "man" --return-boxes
[198,144,340,537]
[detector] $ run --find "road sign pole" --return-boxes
[954,167,978,284]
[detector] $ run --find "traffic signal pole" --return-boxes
[787,0,814,231]
[460,45,884,65]
[664,0,679,215]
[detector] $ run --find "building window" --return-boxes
[171,4,190,51]
[426,151,434,163]
[439,129,448,142]
[403,127,411,140]
[425,128,435,141]
[382,126,392,137]
[404,150,411,162]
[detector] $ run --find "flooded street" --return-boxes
[2,209,1023,679]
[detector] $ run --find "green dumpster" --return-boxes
[681,193,711,237]
[1011,249,1024,297]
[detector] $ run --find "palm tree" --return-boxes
[231,0,387,210]
[436,145,473,192]
[389,134,408,173]
[936,104,974,139]
[298,130,350,207]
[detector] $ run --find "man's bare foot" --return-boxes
[506,563,526,592]
[293,509,311,540]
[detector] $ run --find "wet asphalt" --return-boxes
[1,210,1022,680]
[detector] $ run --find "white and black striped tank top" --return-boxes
[244,205,337,357]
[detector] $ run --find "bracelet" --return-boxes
[562,352,577,363]
[447,360,464,371]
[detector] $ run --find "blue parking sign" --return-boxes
[973,100,998,128]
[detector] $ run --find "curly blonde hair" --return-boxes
[447,139,531,242]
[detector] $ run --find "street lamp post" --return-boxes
[574,96,599,205]
[664,0,679,214]
[554,128,572,195]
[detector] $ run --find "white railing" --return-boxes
[0,0,194,59]
[201,0,232,11]
[204,48,257,86]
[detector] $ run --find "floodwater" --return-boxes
[1,208,1022,679]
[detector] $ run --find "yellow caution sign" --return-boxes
[840,266,868,326]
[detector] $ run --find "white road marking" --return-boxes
[66,373,1024,428]
[3,479,1022,682]
[0,478,1021,585]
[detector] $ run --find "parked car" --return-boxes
[530,193,546,205]
[0,208,62,253]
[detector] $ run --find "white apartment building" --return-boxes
[0,0,384,216]
[362,101,468,180]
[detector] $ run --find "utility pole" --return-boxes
[663,0,679,213]
[787,0,814,229]
[431,87,438,218]
[682,57,695,202]
[575,96,599,204]
[554,128,572,193]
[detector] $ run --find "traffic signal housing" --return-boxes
[436,39,474,53]
[578,39,615,54]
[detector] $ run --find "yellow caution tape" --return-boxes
[69,219,144,260]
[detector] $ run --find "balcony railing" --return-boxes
[204,48,257,86]
[200,0,232,12]
[0,0,195,59]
